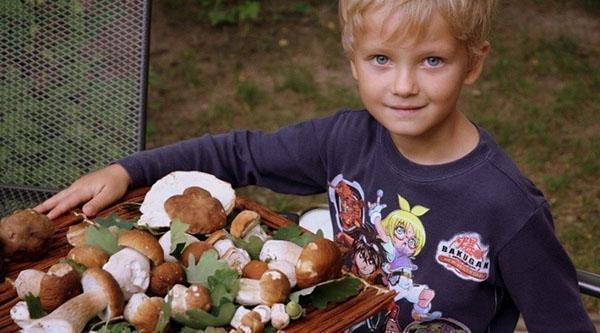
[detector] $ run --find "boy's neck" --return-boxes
[390,112,479,165]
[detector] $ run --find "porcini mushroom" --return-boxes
[230,210,268,241]
[240,311,264,333]
[270,303,290,330]
[259,240,302,264]
[295,238,342,288]
[236,270,291,306]
[149,262,185,297]
[168,283,212,317]
[222,247,251,274]
[0,209,54,261]
[158,230,199,263]
[242,260,269,279]
[38,262,82,312]
[10,301,33,328]
[66,222,91,247]
[23,267,124,333]
[180,241,212,267]
[164,186,227,234]
[103,229,164,300]
[267,260,297,288]
[14,269,45,299]
[137,171,236,230]
[124,293,165,333]
[67,245,109,269]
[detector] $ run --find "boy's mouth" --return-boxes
[386,104,425,112]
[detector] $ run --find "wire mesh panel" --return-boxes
[0,0,151,216]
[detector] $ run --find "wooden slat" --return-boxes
[0,188,394,332]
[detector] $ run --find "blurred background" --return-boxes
[144,0,599,313]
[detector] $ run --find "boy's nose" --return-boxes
[392,69,418,97]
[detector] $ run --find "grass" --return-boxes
[146,0,600,313]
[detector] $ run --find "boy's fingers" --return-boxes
[82,187,112,217]
[46,190,93,220]
[34,188,72,213]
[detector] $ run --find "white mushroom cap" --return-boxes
[259,240,302,264]
[14,269,45,299]
[158,230,200,263]
[10,301,32,328]
[213,239,235,258]
[222,247,251,274]
[102,247,151,300]
[270,303,290,330]
[267,260,297,288]
[137,171,236,229]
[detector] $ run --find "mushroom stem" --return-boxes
[23,291,106,333]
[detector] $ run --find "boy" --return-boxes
[36,0,594,331]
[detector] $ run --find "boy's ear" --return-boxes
[464,41,491,85]
[350,59,358,81]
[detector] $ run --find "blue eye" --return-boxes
[425,57,443,67]
[373,55,389,65]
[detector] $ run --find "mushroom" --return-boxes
[205,229,228,245]
[23,267,124,333]
[103,229,164,300]
[236,270,291,306]
[149,262,185,297]
[14,269,45,299]
[240,311,264,333]
[258,240,303,264]
[295,238,342,288]
[158,230,199,263]
[0,209,54,261]
[230,210,268,241]
[180,241,212,267]
[222,247,251,274]
[137,171,236,229]
[10,301,32,328]
[168,283,212,317]
[230,306,251,330]
[102,248,150,300]
[124,293,165,333]
[67,245,109,268]
[242,260,269,279]
[38,262,82,312]
[164,186,227,235]
[267,260,297,288]
[252,305,271,324]
[213,238,236,258]
[270,303,290,330]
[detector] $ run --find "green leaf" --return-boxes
[174,302,237,329]
[95,214,135,230]
[170,218,190,258]
[273,223,323,247]
[93,320,136,333]
[230,235,265,260]
[289,276,363,309]
[59,258,87,274]
[24,293,46,319]
[185,249,229,286]
[207,268,240,307]
[85,225,120,256]
[155,294,172,333]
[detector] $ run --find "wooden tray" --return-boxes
[0,187,396,332]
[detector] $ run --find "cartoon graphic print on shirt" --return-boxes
[436,232,490,282]
[329,175,459,332]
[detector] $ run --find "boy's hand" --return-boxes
[34,164,131,220]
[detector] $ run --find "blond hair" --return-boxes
[339,0,496,61]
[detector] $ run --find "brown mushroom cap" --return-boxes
[180,241,212,267]
[230,210,261,238]
[241,311,265,333]
[81,267,124,319]
[186,284,212,311]
[242,260,269,279]
[259,269,291,305]
[39,263,83,311]
[164,186,226,235]
[295,238,343,289]
[66,222,91,247]
[128,295,165,333]
[67,245,109,268]
[0,209,54,260]
[118,229,164,266]
[205,229,228,245]
[149,262,185,297]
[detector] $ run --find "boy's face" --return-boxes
[350,8,488,143]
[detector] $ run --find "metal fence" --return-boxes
[0,0,151,216]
